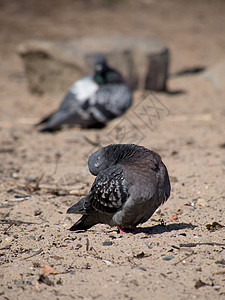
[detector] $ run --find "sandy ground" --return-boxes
[0,0,225,299]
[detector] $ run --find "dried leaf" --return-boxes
[42,264,58,275]
[206,222,224,231]
[69,190,87,196]
[170,214,178,221]
[52,255,64,261]
[38,274,54,286]
[135,252,145,259]
[131,279,139,286]
[215,259,225,266]
[170,176,178,182]
[195,279,208,289]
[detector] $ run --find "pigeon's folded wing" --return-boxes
[88,165,129,214]
[89,84,132,123]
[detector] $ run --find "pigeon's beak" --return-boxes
[95,64,103,72]
[95,162,100,168]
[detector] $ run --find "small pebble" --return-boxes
[25,177,38,182]
[15,279,24,287]
[162,255,175,261]
[109,235,117,239]
[103,260,113,266]
[31,247,40,252]
[145,242,153,249]
[34,209,42,216]
[12,173,19,179]
[102,240,113,246]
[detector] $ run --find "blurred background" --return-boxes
[1,0,225,70]
[1,1,225,299]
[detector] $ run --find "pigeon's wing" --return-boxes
[88,84,132,123]
[62,75,98,108]
[85,165,129,214]
[39,75,99,131]
[58,91,79,111]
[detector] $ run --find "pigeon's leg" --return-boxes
[117,226,129,234]
[117,226,140,234]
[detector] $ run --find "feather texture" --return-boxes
[67,144,171,231]
[37,54,132,132]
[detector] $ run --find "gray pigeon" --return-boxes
[67,144,171,232]
[38,54,132,132]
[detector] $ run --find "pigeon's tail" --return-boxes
[67,197,99,231]
[35,113,54,127]
[39,126,59,133]
[68,215,96,231]
[35,112,61,132]
[67,197,87,214]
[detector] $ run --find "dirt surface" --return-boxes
[0,1,225,299]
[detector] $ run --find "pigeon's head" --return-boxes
[93,54,124,85]
[88,146,111,176]
[88,144,140,176]
[93,54,108,73]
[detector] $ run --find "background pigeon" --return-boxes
[38,54,132,132]
[67,144,171,232]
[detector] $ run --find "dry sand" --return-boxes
[0,1,225,299]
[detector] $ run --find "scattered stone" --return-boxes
[135,252,145,259]
[215,259,225,266]
[33,261,41,268]
[162,255,175,261]
[219,143,225,149]
[196,198,208,207]
[25,176,38,182]
[145,242,153,249]
[34,209,42,216]
[56,278,63,285]
[109,235,117,239]
[103,260,113,266]
[15,279,25,287]
[102,240,113,246]
[31,247,40,252]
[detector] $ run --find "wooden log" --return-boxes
[18,35,170,95]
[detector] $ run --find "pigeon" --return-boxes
[67,144,171,232]
[37,54,132,132]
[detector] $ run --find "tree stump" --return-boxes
[18,36,170,95]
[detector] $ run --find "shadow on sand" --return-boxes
[138,222,196,235]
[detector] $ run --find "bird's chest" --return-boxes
[70,77,98,103]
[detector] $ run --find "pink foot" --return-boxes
[117,226,140,234]
[118,226,129,234]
